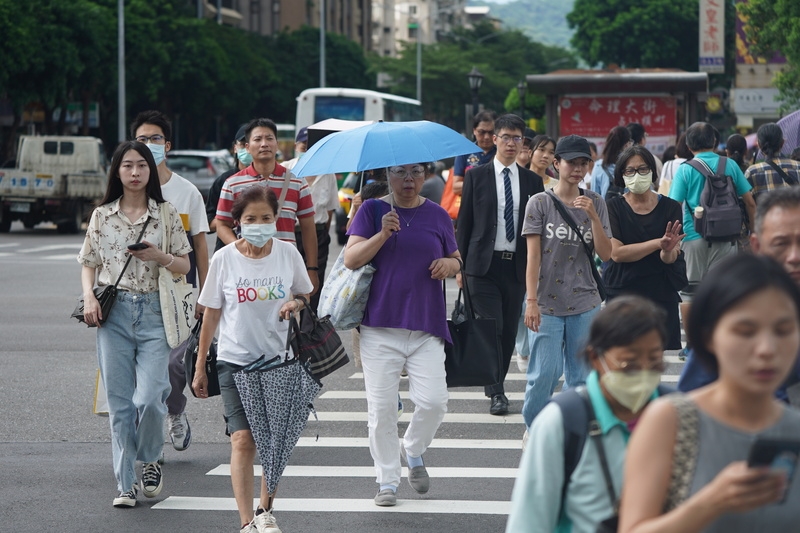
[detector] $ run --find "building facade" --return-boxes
[372,0,469,57]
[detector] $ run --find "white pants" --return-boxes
[360,326,449,487]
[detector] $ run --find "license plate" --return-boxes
[10,202,31,213]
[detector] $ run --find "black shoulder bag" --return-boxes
[546,190,607,301]
[766,159,800,186]
[71,216,151,326]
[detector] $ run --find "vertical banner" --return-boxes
[699,0,725,73]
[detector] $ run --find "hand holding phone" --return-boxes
[127,242,148,251]
[748,438,800,504]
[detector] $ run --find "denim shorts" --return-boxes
[217,360,250,435]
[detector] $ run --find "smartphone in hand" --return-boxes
[748,438,800,504]
[127,243,148,251]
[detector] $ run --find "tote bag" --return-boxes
[158,202,196,348]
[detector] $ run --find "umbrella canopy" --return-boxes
[777,109,800,155]
[291,120,480,178]
[233,356,321,494]
[307,118,374,148]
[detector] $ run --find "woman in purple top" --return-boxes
[345,162,462,507]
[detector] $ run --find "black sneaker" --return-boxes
[141,461,163,498]
[113,483,138,507]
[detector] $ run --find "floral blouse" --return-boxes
[77,198,191,293]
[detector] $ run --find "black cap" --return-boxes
[555,135,592,160]
[234,124,247,143]
[523,127,536,141]
[296,127,308,143]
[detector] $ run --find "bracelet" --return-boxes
[293,297,304,309]
[306,266,319,271]
[162,254,174,268]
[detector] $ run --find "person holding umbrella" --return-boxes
[344,162,462,506]
[192,185,313,533]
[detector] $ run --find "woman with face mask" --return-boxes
[602,145,686,350]
[507,296,669,533]
[191,185,313,533]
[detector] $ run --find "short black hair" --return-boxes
[244,118,278,142]
[130,110,172,142]
[685,122,719,152]
[231,184,279,222]
[757,123,784,158]
[627,122,646,144]
[613,145,659,188]
[688,254,800,374]
[583,295,667,362]
[754,186,800,234]
[791,147,800,161]
[360,181,389,201]
[472,111,497,129]
[494,114,525,135]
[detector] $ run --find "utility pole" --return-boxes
[117,0,125,143]
[320,0,326,87]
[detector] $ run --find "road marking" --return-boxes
[311,411,524,424]
[18,244,82,253]
[321,391,526,401]
[42,253,79,260]
[294,437,522,449]
[348,372,680,383]
[207,465,519,478]
[153,497,511,515]
[0,243,19,248]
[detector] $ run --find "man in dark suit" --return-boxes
[456,114,545,415]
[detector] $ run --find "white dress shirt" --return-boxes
[493,158,520,252]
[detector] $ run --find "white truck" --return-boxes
[0,135,107,233]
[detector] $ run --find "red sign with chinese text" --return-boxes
[559,96,677,139]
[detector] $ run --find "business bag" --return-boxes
[184,316,221,398]
[294,296,349,380]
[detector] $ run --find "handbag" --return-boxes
[293,296,349,380]
[663,393,700,512]
[71,216,151,326]
[547,190,607,301]
[184,316,220,398]
[444,263,503,388]
[158,202,196,348]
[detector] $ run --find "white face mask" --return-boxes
[623,172,653,195]
[599,358,661,413]
[146,142,166,166]
[240,222,277,248]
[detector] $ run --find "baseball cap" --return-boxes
[555,135,592,160]
[296,127,308,143]
[523,127,536,141]
[234,124,247,143]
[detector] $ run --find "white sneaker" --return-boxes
[516,354,529,373]
[168,412,192,451]
[252,508,282,533]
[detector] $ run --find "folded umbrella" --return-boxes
[291,120,480,178]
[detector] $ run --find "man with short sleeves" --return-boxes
[450,111,497,218]
[215,118,319,293]
[131,110,210,453]
[668,121,756,343]
[457,114,545,416]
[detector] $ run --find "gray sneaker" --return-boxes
[374,488,397,506]
[401,444,430,494]
[168,412,192,451]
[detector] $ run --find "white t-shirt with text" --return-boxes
[161,172,210,236]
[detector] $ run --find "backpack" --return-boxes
[552,384,673,508]
[602,166,624,202]
[686,156,742,242]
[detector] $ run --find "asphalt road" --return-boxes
[0,221,687,533]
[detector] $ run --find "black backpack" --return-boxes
[686,156,742,242]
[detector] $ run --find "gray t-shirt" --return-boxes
[689,405,800,532]
[521,190,611,316]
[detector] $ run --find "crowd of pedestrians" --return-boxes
[75,108,800,533]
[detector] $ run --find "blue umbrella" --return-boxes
[777,109,800,155]
[291,120,480,178]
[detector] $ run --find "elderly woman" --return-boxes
[192,185,313,533]
[603,145,686,349]
[77,141,191,507]
[344,162,461,507]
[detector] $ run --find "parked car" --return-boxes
[166,149,234,199]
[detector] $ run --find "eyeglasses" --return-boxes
[497,135,523,144]
[622,165,651,177]
[135,134,165,144]
[604,352,666,374]
[389,165,426,179]
[475,129,494,137]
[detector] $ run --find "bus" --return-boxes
[295,88,422,130]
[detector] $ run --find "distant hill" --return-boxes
[468,0,576,50]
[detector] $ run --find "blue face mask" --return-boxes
[146,143,166,165]
[236,147,253,166]
[241,223,277,248]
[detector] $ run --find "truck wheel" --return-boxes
[57,205,83,234]
[0,210,10,233]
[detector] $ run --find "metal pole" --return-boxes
[196,0,202,18]
[216,0,222,24]
[320,0,326,88]
[416,28,422,102]
[117,0,125,143]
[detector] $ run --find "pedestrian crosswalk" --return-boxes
[0,241,82,260]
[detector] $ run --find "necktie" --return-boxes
[503,167,514,242]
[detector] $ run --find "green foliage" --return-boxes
[739,0,800,108]
[567,0,700,71]
[369,21,576,129]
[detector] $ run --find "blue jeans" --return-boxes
[97,291,171,492]
[522,307,599,427]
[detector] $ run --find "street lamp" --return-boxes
[467,66,484,117]
[517,80,526,121]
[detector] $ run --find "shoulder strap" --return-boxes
[552,388,590,507]
[113,215,150,288]
[577,387,618,512]
[686,157,714,179]
[661,393,701,512]
[277,172,291,218]
[766,159,799,186]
